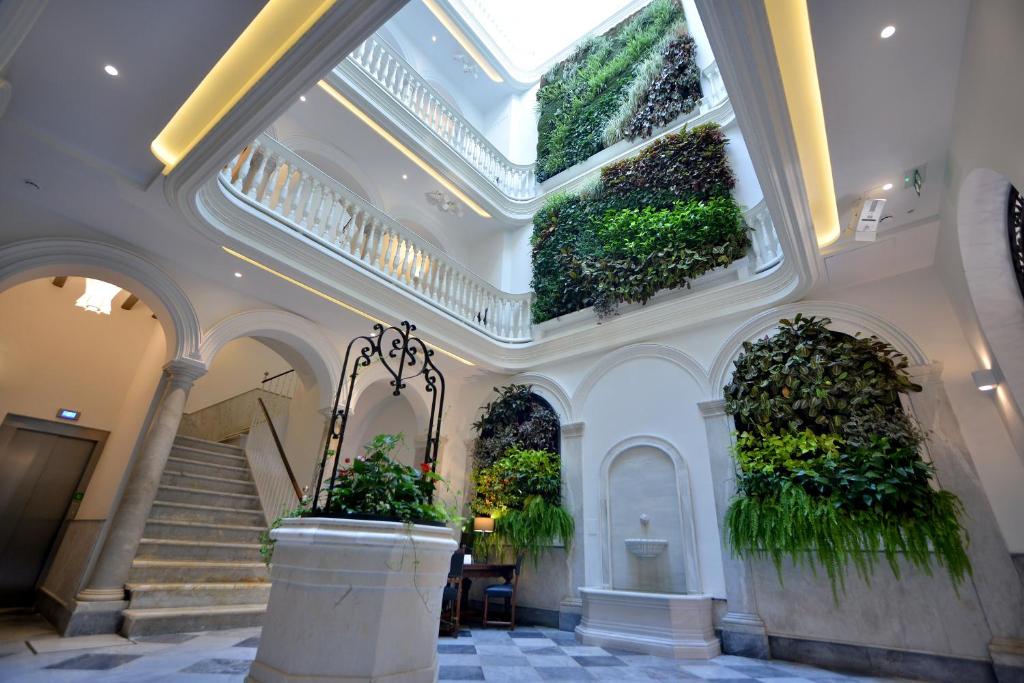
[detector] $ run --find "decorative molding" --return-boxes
[573,344,710,410]
[707,301,930,394]
[597,435,703,593]
[164,358,208,389]
[510,372,574,423]
[199,308,342,408]
[0,238,202,362]
[697,399,727,418]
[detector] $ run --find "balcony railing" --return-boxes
[220,136,781,344]
[343,34,728,203]
[221,134,533,343]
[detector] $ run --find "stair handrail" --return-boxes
[256,396,303,502]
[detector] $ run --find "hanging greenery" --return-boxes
[722,315,970,597]
[472,384,560,468]
[535,0,702,181]
[531,123,746,322]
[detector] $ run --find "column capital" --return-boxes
[164,358,206,389]
[698,399,728,418]
[562,421,585,438]
[906,361,944,384]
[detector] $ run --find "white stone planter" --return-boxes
[576,587,720,659]
[247,517,457,683]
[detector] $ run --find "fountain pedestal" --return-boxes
[576,587,721,659]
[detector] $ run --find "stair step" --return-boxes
[121,603,266,637]
[125,582,271,609]
[161,470,257,496]
[174,435,246,456]
[143,520,265,545]
[137,538,263,563]
[150,500,266,526]
[166,456,252,481]
[129,559,269,584]
[157,485,262,511]
[170,444,249,469]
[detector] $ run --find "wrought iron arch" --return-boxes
[312,321,445,512]
[1008,185,1024,300]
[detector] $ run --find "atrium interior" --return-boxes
[0,1,1022,682]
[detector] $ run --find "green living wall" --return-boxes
[723,315,970,596]
[530,123,749,323]
[535,0,702,181]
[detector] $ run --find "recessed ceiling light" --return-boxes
[402,174,408,180]
[104,64,119,76]
[880,25,896,39]
[431,35,437,43]
[882,182,893,191]
[234,272,243,278]
[300,95,306,102]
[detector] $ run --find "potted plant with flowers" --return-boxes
[249,434,459,683]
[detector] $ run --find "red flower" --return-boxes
[343,457,351,464]
[420,462,432,474]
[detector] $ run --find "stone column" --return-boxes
[69,359,206,632]
[698,399,770,659]
[905,364,1024,682]
[559,421,586,630]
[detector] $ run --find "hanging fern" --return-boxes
[723,315,970,597]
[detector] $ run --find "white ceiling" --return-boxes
[808,0,969,248]
[4,0,266,186]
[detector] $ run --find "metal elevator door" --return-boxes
[0,427,96,607]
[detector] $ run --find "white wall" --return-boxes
[186,337,291,413]
[0,278,166,519]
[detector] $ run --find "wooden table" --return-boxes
[459,564,515,619]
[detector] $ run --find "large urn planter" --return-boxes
[248,516,457,683]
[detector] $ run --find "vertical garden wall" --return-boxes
[530,123,749,323]
[722,315,969,595]
[535,0,702,181]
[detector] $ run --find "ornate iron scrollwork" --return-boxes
[1010,185,1024,300]
[311,321,446,513]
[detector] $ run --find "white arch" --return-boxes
[708,301,929,393]
[199,309,342,409]
[0,238,201,362]
[350,374,432,434]
[956,168,1024,424]
[573,343,710,410]
[598,435,702,593]
[510,372,574,423]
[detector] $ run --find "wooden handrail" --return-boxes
[257,397,302,502]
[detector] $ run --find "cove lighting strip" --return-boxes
[222,246,476,367]
[764,0,841,247]
[421,0,503,83]
[316,80,491,218]
[151,0,335,174]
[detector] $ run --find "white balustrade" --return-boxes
[220,134,534,343]
[745,200,783,273]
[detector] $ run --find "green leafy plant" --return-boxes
[535,0,685,181]
[493,496,575,561]
[472,385,560,468]
[722,316,970,596]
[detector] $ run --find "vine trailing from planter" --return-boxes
[535,0,702,181]
[531,123,747,322]
[722,315,970,596]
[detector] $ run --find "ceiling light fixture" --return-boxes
[75,278,122,315]
[104,64,119,76]
[880,25,896,39]
[402,174,408,180]
[421,0,503,82]
[300,95,307,102]
[221,246,476,366]
[882,182,893,191]
[317,80,491,218]
[234,272,243,278]
[431,35,437,43]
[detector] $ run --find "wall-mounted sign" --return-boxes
[56,408,81,421]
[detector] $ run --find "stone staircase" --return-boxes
[121,434,270,636]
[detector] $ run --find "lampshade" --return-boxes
[473,516,494,533]
[75,278,122,315]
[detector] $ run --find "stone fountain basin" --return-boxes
[625,538,668,558]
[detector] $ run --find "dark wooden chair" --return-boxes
[482,555,523,630]
[440,548,466,637]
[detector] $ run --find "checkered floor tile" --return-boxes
[0,622,920,682]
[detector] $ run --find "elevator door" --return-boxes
[0,426,97,607]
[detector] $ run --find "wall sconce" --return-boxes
[972,368,1002,392]
[473,516,494,533]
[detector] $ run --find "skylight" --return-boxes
[447,0,650,79]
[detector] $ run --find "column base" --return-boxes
[76,587,126,602]
[559,598,582,632]
[720,612,770,659]
[990,638,1024,683]
[63,596,127,636]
